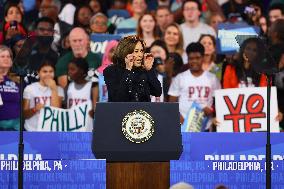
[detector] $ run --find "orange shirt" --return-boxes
[223,64,267,89]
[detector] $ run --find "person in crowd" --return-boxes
[104,35,162,102]
[164,23,184,56]
[268,3,284,24]
[39,0,66,50]
[73,5,93,33]
[268,19,284,128]
[155,5,174,35]
[208,12,225,33]
[56,27,101,89]
[1,2,27,44]
[168,42,221,126]
[88,0,103,14]
[198,34,222,80]
[223,38,267,88]
[244,0,264,26]
[180,0,216,62]
[23,60,64,131]
[0,45,20,131]
[149,39,170,102]
[90,13,109,34]
[168,52,184,77]
[28,17,58,73]
[221,0,246,22]
[259,15,268,36]
[136,13,160,50]
[116,0,147,30]
[96,40,118,102]
[9,34,25,57]
[170,182,194,189]
[67,58,98,131]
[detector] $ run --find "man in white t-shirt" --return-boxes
[168,42,221,126]
[180,0,216,51]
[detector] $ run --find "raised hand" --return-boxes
[143,53,154,71]
[44,78,57,91]
[125,53,135,71]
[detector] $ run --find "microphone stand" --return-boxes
[18,72,24,189]
[266,75,272,189]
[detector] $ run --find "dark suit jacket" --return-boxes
[104,64,162,102]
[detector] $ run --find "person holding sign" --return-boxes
[104,35,162,102]
[168,42,221,130]
[67,58,99,131]
[23,60,64,131]
[223,37,267,89]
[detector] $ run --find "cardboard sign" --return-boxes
[215,87,280,132]
[181,102,209,132]
[37,102,93,132]
[90,34,121,56]
[217,23,260,54]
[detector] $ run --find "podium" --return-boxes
[92,102,183,189]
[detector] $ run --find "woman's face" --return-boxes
[90,16,108,33]
[78,7,92,26]
[243,42,258,63]
[164,26,179,47]
[132,41,144,67]
[200,36,215,56]
[140,15,155,33]
[210,14,223,31]
[5,6,22,23]
[38,65,54,81]
[0,50,12,69]
[68,63,84,81]
[259,16,267,34]
[89,0,101,14]
[150,45,167,62]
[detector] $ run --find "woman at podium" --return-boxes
[104,35,162,102]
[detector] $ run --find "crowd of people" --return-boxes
[0,0,284,132]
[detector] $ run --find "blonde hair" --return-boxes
[0,45,13,59]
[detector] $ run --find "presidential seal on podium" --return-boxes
[122,110,154,143]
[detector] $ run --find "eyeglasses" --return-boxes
[93,21,107,26]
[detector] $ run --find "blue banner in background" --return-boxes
[1,132,284,188]
[171,133,284,189]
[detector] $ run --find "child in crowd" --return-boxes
[23,60,64,131]
[67,58,99,131]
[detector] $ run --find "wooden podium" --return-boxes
[92,102,182,189]
[107,162,169,189]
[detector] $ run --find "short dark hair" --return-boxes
[269,3,284,15]
[35,17,55,28]
[182,0,202,12]
[38,59,56,72]
[186,42,205,56]
[156,5,171,14]
[69,58,89,75]
[270,19,284,42]
[150,39,169,60]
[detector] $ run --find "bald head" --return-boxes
[69,27,90,58]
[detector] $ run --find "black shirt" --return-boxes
[104,64,162,102]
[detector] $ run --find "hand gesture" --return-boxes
[5,27,20,40]
[44,78,57,91]
[125,53,134,71]
[143,53,154,71]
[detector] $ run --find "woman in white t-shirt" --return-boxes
[67,58,99,131]
[23,61,64,131]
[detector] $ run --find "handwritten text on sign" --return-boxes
[215,87,279,132]
[37,102,92,132]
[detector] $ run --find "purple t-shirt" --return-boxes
[0,76,20,120]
